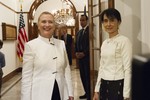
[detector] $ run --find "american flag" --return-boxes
[17,12,28,61]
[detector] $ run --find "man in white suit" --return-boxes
[21,11,74,100]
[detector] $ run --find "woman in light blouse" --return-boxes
[93,8,132,100]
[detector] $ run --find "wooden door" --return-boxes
[88,0,115,99]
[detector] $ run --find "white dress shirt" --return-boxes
[94,34,132,98]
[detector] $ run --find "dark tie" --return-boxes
[77,29,84,51]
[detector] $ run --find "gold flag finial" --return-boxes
[19,0,23,11]
[20,4,22,11]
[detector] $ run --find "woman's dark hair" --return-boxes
[100,8,121,23]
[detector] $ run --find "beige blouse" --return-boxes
[94,34,132,98]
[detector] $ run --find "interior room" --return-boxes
[0,0,150,100]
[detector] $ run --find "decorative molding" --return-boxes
[0,1,28,14]
[0,1,16,13]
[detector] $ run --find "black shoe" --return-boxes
[79,94,86,99]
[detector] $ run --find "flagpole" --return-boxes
[17,0,28,62]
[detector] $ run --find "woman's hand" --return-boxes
[69,96,74,100]
[93,92,99,100]
[124,98,130,100]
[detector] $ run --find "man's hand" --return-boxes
[75,52,85,59]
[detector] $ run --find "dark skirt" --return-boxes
[99,79,124,100]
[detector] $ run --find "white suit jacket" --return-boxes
[21,35,73,100]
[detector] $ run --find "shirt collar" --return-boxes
[109,33,120,39]
[38,35,55,45]
[82,25,88,30]
[107,34,120,43]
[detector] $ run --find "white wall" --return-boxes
[0,0,19,76]
[141,0,150,54]
[115,0,142,55]
[71,0,87,11]
[0,0,17,11]
[17,0,34,12]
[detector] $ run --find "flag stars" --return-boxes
[17,12,28,60]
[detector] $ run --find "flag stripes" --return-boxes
[17,12,28,61]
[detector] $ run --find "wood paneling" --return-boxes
[2,68,22,83]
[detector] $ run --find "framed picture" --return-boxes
[2,23,17,40]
